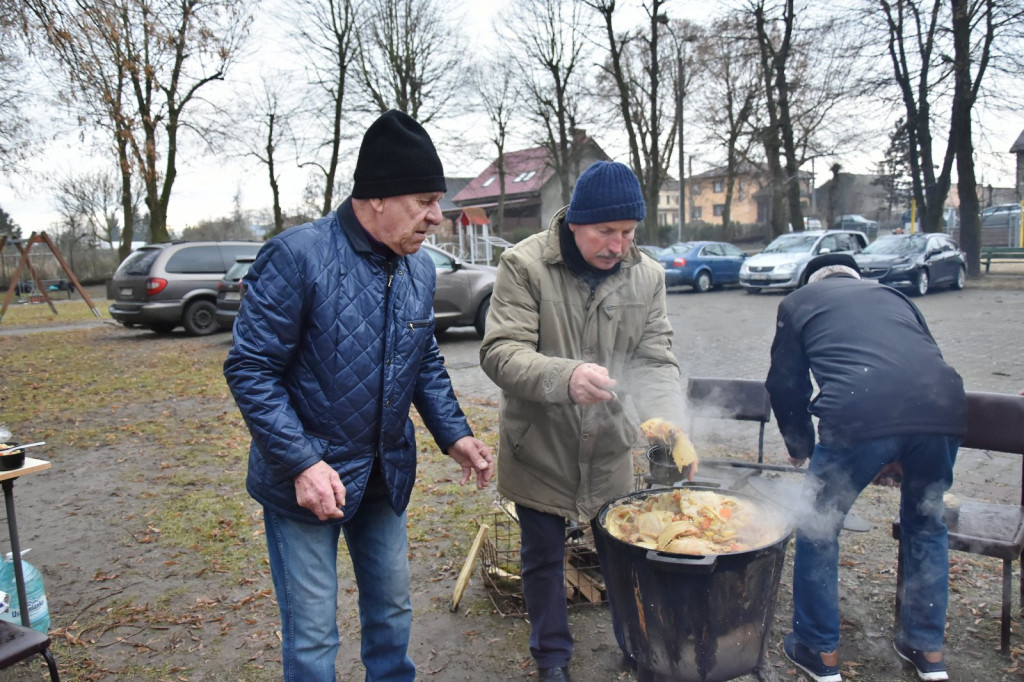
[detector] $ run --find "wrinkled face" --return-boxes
[370,192,444,255]
[569,219,638,270]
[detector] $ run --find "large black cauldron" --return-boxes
[591,487,792,682]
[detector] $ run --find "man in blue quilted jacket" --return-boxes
[224,109,493,682]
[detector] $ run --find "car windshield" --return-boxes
[860,235,926,256]
[666,242,694,254]
[761,234,819,254]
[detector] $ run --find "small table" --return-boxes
[1,457,51,627]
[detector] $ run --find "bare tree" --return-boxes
[51,169,139,249]
[750,0,805,236]
[948,0,1024,276]
[355,0,464,124]
[500,0,591,207]
[874,0,953,237]
[695,14,759,231]
[224,73,300,237]
[27,0,256,256]
[0,0,33,175]
[279,0,360,216]
[474,60,521,235]
[586,0,677,243]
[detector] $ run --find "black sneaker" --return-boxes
[783,633,842,682]
[893,639,948,681]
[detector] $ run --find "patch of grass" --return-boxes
[0,297,110,326]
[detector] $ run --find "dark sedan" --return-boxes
[649,241,749,292]
[854,233,966,296]
[214,256,255,330]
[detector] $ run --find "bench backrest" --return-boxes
[961,391,1024,506]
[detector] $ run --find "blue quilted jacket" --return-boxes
[224,200,473,523]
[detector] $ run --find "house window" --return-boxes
[513,170,537,182]
[690,182,700,194]
[692,206,703,219]
[713,180,724,193]
[482,177,496,188]
[713,204,725,217]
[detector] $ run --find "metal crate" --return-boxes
[478,506,606,618]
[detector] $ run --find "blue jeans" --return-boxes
[264,497,415,682]
[791,434,959,654]
[516,504,574,668]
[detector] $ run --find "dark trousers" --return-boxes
[516,503,573,668]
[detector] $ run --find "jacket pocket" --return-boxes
[507,413,575,483]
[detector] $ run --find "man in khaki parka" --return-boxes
[479,161,691,682]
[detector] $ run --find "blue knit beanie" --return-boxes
[565,161,646,225]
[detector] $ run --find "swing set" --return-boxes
[0,232,103,323]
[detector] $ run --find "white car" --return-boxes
[739,230,868,293]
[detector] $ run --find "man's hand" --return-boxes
[788,456,808,468]
[294,461,346,521]
[447,436,494,489]
[569,362,618,405]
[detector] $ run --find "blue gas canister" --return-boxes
[0,550,50,633]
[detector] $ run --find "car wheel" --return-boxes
[182,299,218,336]
[148,322,176,334]
[693,271,712,293]
[474,296,491,338]
[912,270,929,297]
[953,266,966,290]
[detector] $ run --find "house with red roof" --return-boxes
[451,132,609,239]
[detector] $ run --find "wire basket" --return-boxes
[478,505,607,618]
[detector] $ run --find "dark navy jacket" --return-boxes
[765,276,966,459]
[224,200,472,523]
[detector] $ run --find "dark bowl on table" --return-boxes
[0,444,25,471]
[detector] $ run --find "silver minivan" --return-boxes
[107,241,262,335]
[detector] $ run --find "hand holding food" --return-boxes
[640,417,699,476]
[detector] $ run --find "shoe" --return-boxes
[893,639,948,681]
[538,666,571,682]
[783,633,842,682]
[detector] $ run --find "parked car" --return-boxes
[980,203,1022,230]
[739,229,868,293]
[207,242,495,338]
[831,214,880,229]
[214,256,255,331]
[854,233,965,296]
[834,214,879,236]
[651,241,749,293]
[422,243,496,337]
[637,245,665,260]
[107,240,263,335]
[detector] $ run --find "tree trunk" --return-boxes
[950,0,981,274]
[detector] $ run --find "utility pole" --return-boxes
[658,15,698,243]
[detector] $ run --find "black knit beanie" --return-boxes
[351,110,447,199]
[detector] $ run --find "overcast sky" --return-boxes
[1,0,1020,236]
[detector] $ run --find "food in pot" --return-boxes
[603,489,783,554]
[639,418,697,471]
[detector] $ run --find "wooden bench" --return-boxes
[982,247,1024,273]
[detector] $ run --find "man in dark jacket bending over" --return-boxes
[766,254,964,682]
[224,110,493,682]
